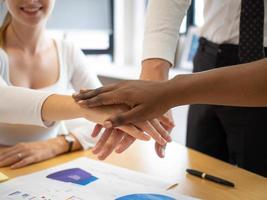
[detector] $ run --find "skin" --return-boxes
[0,0,170,167]
[72,58,175,159]
[140,58,174,157]
[0,135,81,169]
[43,95,172,160]
[73,58,267,127]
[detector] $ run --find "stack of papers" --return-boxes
[0,157,198,200]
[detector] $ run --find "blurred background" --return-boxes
[0,0,205,145]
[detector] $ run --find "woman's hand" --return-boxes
[0,137,69,169]
[81,104,172,146]
[90,124,136,160]
[91,115,173,160]
[155,110,174,158]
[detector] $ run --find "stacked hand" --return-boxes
[89,112,173,160]
[73,81,175,159]
[73,80,174,127]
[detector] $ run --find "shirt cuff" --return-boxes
[69,121,98,150]
[142,33,179,66]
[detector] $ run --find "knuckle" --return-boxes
[114,115,125,125]
[93,95,105,104]
[94,87,103,94]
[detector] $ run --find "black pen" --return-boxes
[186,168,235,187]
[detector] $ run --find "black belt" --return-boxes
[197,37,267,67]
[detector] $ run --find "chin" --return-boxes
[25,21,46,28]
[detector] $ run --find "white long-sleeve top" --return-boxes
[143,0,267,66]
[0,39,101,148]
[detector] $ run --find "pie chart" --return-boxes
[115,194,176,200]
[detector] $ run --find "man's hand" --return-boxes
[73,80,174,128]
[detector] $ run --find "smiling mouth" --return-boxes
[20,6,43,14]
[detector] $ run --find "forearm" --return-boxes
[41,95,84,122]
[140,58,171,81]
[41,95,132,130]
[167,58,267,107]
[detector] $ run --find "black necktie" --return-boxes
[239,0,265,63]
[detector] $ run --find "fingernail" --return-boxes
[161,148,165,157]
[143,135,151,141]
[92,147,98,154]
[115,146,123,153]
[104,121,113,129]
[98,154,105,160]
[115,148,121,153]
[80,89,87,93]
[72,93,80,100]
[77,100,86,104]
[167,135,172,142]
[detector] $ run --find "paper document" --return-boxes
[0,157,199,200]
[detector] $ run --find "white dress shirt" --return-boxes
[0,39,101,148]
[143,0,267,66]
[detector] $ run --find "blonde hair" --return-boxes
[0,5,11,47]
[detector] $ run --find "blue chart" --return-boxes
[46,168,98,186]
[116,194,176,200]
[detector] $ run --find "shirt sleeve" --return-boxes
[142,0,191,66]
[0,78,53,127]
[66,119,99,150]
[68,43,102,91]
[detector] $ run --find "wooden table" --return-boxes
[1,141,267,200]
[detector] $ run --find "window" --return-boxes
[194,0,204,27]
[176,0,205,69]
[47,0,114,64]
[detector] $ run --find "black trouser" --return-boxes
[186,37,267,177]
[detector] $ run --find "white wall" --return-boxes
[114,0,146,66]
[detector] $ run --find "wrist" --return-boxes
[140,58,171,81]
[166,74,193,108]
[50,137,69,155]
